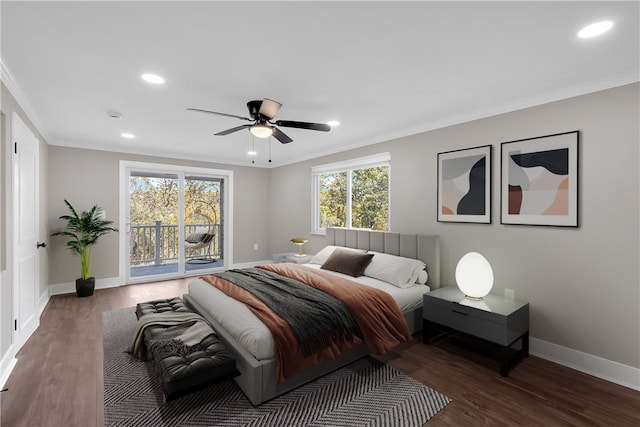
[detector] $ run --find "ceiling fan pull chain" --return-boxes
[269,136,272,163]
[252,135,256,164]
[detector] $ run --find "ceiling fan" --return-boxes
[187,98,331,144]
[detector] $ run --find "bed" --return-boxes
[183,227,440,405]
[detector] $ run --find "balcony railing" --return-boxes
[130,221,222,266]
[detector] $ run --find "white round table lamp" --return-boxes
[455,252,494,300]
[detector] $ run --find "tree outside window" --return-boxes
[351,166,389,230]
[319,171,347,228]
[313,153,390,234]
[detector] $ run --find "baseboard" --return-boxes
[38,286,50,317]
[50,263,271,293]
[531,337,640,391]
[0,345,17,389]
[0,289,51,389]
[49,276,122,296]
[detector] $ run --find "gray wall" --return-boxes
[1,82,49,361]
[269,83,640,370]
[47,147,271,285]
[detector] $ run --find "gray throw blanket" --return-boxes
[128,312,213,360]
[214,268,360,357]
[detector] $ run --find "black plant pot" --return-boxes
[76,277,95,298]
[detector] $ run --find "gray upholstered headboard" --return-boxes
[324,227,441,289]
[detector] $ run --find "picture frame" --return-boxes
[500,130,579,227]
[437,145,491,224]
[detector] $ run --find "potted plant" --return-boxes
[51,199,118,297]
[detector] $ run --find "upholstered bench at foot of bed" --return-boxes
[145,324,240,401]
[135,298,240,402]
[135,297,192,319]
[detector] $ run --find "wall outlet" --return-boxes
[253,243,259,250]
[504,288,515,302]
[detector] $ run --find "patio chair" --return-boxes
[184,212,216,264]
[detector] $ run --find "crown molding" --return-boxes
[2,52,637,168]
[374,69,640,149]
[0,57,51,142]
[273,71,640,168]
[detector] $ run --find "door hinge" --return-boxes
[14,142,17,154]
[14,319,17,331]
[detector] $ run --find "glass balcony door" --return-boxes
[125,167,226,283]
[183,175,223,273]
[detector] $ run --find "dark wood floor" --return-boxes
[1,279,639,427]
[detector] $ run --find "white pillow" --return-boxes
[308,245,365,265]
[364,251,427,288]
[416,269,428,285]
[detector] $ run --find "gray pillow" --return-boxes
[321,248,374,277]
[185,233,205,244]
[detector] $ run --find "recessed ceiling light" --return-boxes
[141,73,165,84]
[327,120,340,127]
[248,150,257,156]
[121,133,135,139]
[578,21,613,39]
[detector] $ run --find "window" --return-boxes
[312,153,390,234]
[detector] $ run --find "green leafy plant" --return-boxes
[51,199,118,280]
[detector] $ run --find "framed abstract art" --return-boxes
[500,131,579,227]
[437,145,491,224]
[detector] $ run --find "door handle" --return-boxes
[37,242,47,248]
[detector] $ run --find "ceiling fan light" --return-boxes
[250,124,273,138]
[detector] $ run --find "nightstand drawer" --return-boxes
[425,303,510,344]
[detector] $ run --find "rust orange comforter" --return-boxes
[200,263,410,383]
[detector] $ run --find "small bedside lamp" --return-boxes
[455,252,494,300]
[290,237,309,257]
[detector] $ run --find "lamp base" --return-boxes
[464,295,484,301]
[293,253,306,257]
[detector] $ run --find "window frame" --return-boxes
[119,160,234,284]
[311,152,390,235]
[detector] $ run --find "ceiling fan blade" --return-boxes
[187,108,252,122]
[272,127,293,144]
[258,98,282,120]
[275,120,331,132]
[215,124,252,136]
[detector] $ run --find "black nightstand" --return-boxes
[423,287,529,376]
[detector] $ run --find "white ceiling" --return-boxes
[2,1,638,167]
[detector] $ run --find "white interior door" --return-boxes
[12,113,40,350]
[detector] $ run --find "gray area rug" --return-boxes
[103,307,450,426]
